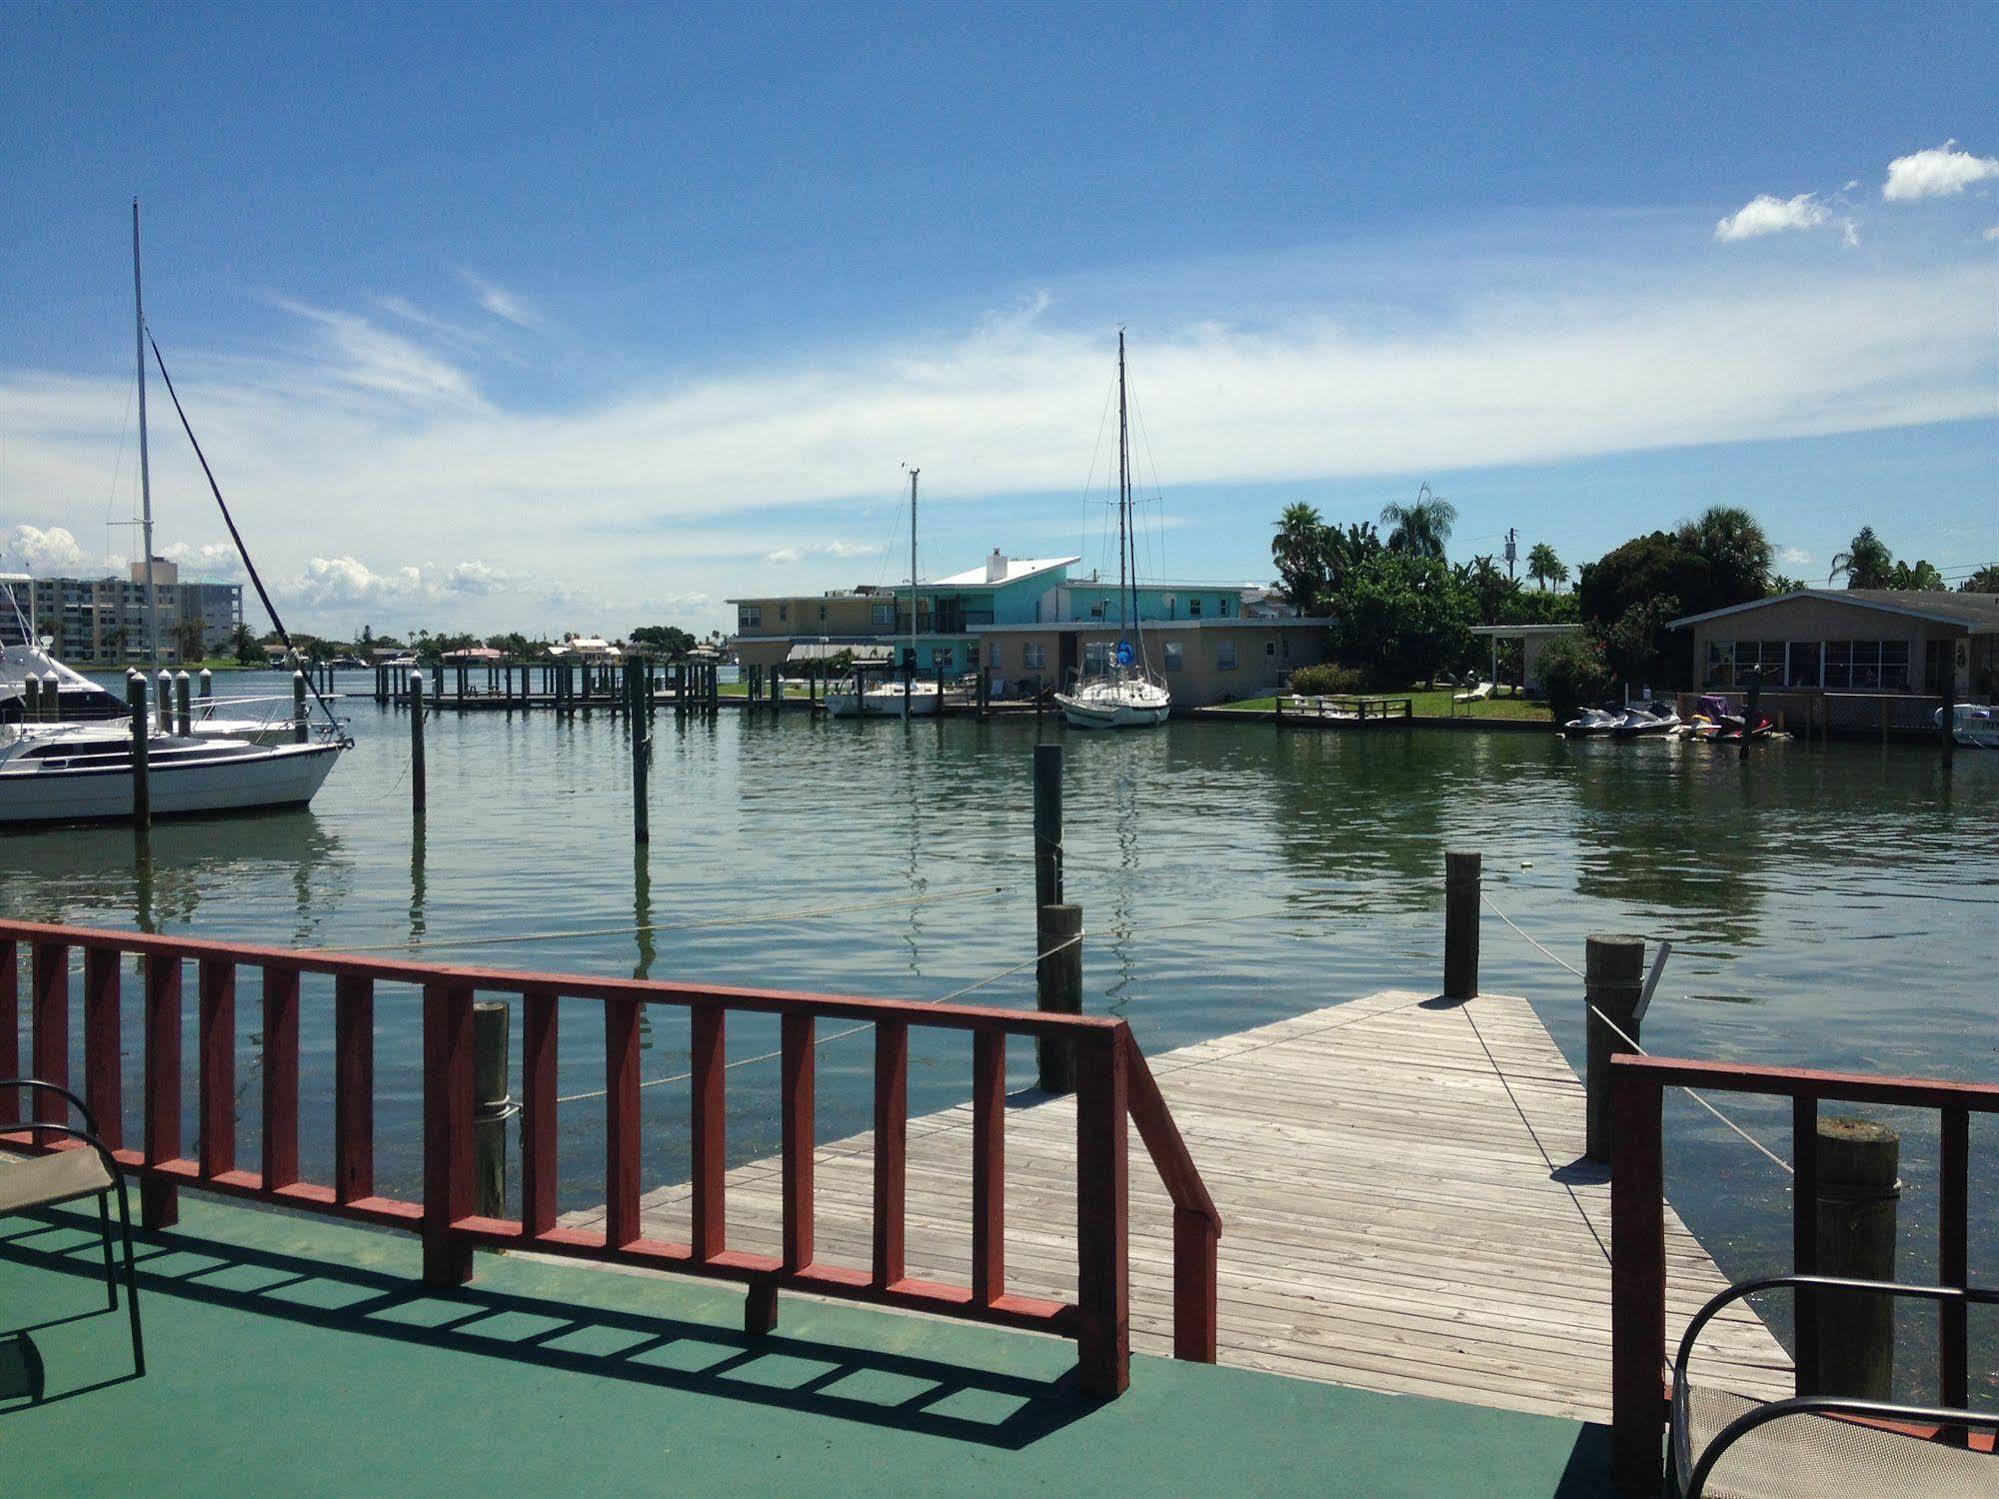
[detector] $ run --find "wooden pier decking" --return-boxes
[560,989,1792,1422]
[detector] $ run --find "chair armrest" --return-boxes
[1683,1395,1999,1499]
[1672,1275,1999,1490]
[2,1077,98,1134]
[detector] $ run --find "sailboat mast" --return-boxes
[907,467,919,667]
[1116,330,1128,647]
[132,198,160,668]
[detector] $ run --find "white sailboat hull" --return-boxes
[825,684,942,718]
[1055,680,1172,730]
[0,739,342,824]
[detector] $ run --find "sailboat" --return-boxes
[0,201,347,823]
[1056,333,1171,730]
[825,467,942,718]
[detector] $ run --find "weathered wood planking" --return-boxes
[560,990,1792,1422]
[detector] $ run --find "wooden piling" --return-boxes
[175,671,191,737]
[1443,850,1481,1000]
[409,672,427,815]
[1035,902,1084,1094]
[293,670,309,743]
[629,660,649,844]
[472,999,511,1218]
[1940,695,1955,768]
[22,675,38,721]
[1033,742,1064,912]
[1583,935,1645,1162]
[1804,1117,1900,1399]
[129,675,150,831]
[156,669,172,733]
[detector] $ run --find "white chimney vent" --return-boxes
[985,549,1008,583]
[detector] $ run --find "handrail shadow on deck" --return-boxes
[0,1210,1091,1449]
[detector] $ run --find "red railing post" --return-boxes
[31,941,68,1145]
[872,1019,908,1289]
[141,953,181,1227]
[520,989,558,1235]
[603,996,641,1248]
[333,975,375,1204]
[1172,1207,1219,1363]
[261,966,300,1189]
[84,947,122,1150]
[1939,1106,1969,1420]
[422,982,474,1286]
[971,1029,1005,1307]
[691,1005,726,1261]
[780,1013,814,1271]
[0,938,16,1128]
[1609,1059,1666,1493]
[198,958,236,1177]
[1075,1025,1130,1399]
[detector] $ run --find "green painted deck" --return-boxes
[4,1195,1617,1496]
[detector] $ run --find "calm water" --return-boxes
[6,673,1995,1389]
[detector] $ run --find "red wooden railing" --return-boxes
[1609,1053,1998,1491]
[0,920,1219,1398]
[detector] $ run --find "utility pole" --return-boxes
[1504,527,1517,582]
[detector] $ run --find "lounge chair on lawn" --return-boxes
[1452,680,1494,704]
[1671,1274,1996,1497]
[1,1079,145,1377]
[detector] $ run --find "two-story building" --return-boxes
[728,550,1331,706]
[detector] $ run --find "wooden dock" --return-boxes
[560,989,1792,1422]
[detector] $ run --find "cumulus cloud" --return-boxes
[162,540,245,579]
[763,539,883,564]
[3,524,88,575]
[1714,193,1851,243]
[1984,225,1999,242]
[290,555,520,611]
[1780,546,1813,567]
[1883,141,1999,202]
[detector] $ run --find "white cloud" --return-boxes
[1883,141,1999,202]
[1779,545,1812,566]
[4,221,1994,638]
[3,524,87,575]
[457,269,544,332]
[1984,225,1999,242]
[162,540,245,579]
[1714,193,1834,242]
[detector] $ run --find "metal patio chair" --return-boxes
[1672,1274,1996,1498]
[0,1079,145,1377]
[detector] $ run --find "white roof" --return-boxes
[929,556,1079,588]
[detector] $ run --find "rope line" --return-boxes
[344,883,1007,954]
[555,930,1087,1104]
[1480,894,1794,1177]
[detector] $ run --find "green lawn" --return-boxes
[1222,686,1553,722]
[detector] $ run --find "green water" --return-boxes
[5,676,1994,1389]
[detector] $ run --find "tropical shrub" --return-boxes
[1537,633,1614,721]
[1288,662,1366,696]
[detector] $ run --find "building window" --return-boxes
[1265,641,1276,656]
[987,643,1002,670]
[1083,642,1110,676]
[1188,596,1202,618]
[1163,642,1183,672]
[778,603,788,623]
[933,648,955,671]
[1787,641,1819,689]
[738,606,762,629]
[1023,642,1045,670]
[1220,595,1232,617]
[818,603,827,622]
[1823,640,1912,691]
[871,603,896,628]
[1216,640,1237,671]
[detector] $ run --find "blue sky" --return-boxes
[1,1,1994,636]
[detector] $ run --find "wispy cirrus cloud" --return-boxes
[456,268,545,332]
[4,213,1993,636]
[1883,141,1999,202]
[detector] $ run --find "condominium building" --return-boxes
[0,558,244,666]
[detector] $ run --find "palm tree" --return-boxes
[1271,502,1331,610]
[1526,542,1566,591]
[1677,505,1772,601]
[1379,483,1457,559]
[1828,526,1894,588]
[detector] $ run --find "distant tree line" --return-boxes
[1271,493,1994,713]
